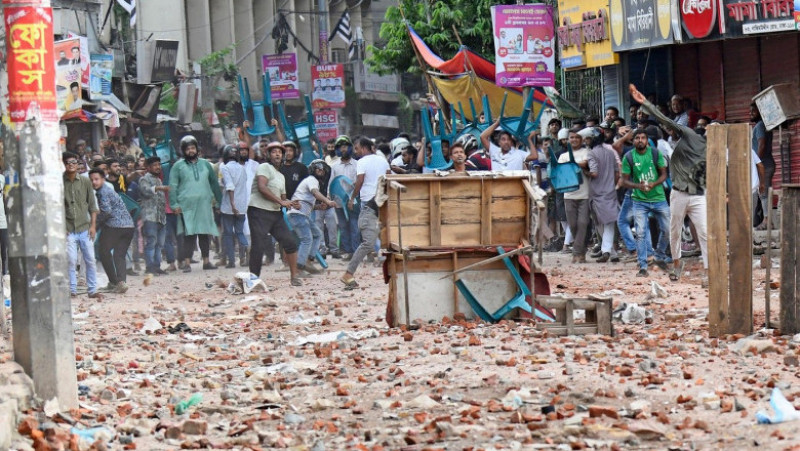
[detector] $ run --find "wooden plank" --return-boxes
[781,186,800,333]
[565,300,574,335]
[765,187,774,329]
[452,252,459,316]
[430,181,442,246]
[440,198,482,224]
[385,199,431,226]
[441,180,482,199]
[388,254,399,327]
[491,197,529,221]
[481,181,493,244]
[491,221,527,244]
[726,123,753,335]
[403,256,507,273]
[386,226,430,248]
[596,300,612,336]
[706,124,730,338]
[536,297,602,310]
[536,324,600,336]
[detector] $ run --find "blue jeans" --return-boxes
[222,213,248,263]
[165,213,179,264]
[142,221,166,271]
[288,213,321,265]
[67,230,97,294]
[633,200,670,269]
[335,205,360,254]
[618,191,653,256]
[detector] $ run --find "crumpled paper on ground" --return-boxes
[228,272,269,295]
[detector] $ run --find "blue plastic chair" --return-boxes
[238,74,276,136]
[455,246,533,322]
[495,90,546,146]
[329,175,358,221]
[138,125,177,182]
[281,208,328,269]
[420,108,453,171]
[277,96,321,166]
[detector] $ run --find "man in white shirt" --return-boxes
[558,128,591,263]
[220,145,250,268]
[329,136,360,259]
[342,137,390,288]
[480,118,535,171]
[287,160,337,275]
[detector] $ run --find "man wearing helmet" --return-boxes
[329,136,359,260]
[220,145,250,268]
[248,141,303,286]
[288,160,338,275]
[169,135,223,272]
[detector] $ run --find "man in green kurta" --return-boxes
[170,135,222,272]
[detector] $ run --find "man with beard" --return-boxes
[238,141,260,266]
[281,141,308,199]
[583,127,620,263]
[248,142,302,286]
[169,135,222,272]
[329,136,359,260]
[558,128,591,263]
[63,152,100,298]
[219,145,249,268]
[621,129,670,277]
[106,158,127,193]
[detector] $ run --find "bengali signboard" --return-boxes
[89,53,113,100]
[262,53,299,100]
[557,0,619,69]
[679,0,796,40]
[311,64,345,109]
[609,0,676,51]
[490,4,556,87]
[4,6,58,122]
[54,37,82,113]
[314,109,338,143]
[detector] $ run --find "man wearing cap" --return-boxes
[280,141,308,200]
[170,135,223,272]
[248,141,303,286]
[481,118,535,171]
[139,156,170,275]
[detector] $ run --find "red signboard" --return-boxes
[314,109,338,143]
[311,64,345,109]
[4,6,58,122]
[681,0,719,38]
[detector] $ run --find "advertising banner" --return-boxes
[89,54,113,100]
[262,53,300,100]
[679,0,796,40]
[311,64,345,109]
[4,6,58,122]
[490,4,556,87]
[557,0,619,70]
[54,38,82,112]
[314,109,338,143]
[609,0,675,51]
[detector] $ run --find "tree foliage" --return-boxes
[366,0,526,76]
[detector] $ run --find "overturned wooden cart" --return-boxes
[379,172,553,327]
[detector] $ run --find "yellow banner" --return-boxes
[431,76,544,121]
[556,0,619,70]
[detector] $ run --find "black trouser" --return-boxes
[247,207,297,277]
[0,228,8,275]
[98,227,134,285]
[181,234,210,261]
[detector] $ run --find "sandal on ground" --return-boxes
[669,261,685,282]
[341,276,359,288]
[291,277,303,287]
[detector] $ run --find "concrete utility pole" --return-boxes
[318,0,329,63]
[3,0,79,409]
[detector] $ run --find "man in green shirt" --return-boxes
[63,152,100,298]
[621,129,671,277]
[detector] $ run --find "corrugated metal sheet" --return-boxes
[698,42,724,120]
[602,65,620,114]
[723,39,760,123]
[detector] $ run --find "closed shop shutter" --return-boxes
[723,38,759,123]
[759,34,800,187]
[672,44,699,106]
[627,47,672,105]
[697,41,724,119]
[602,65,620,113]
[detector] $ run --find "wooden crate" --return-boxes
[386,250,526,327]
[380,174,532,250]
